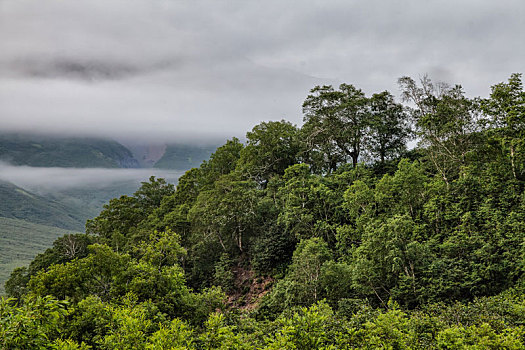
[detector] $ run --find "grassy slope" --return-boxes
[47,180,142,221]
[0,180,86,231]
[0,133,139,168]
[0,217,79,294]
[154,144,217,169]
[0,181,143,295]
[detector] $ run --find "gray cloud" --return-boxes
[0,0,523,142]
[5,57,166,81]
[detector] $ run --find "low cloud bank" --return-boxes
[0,162,184,192]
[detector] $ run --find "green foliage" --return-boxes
[399,76,482,183]
[264,238,332,313]
[134,230,186,269]
[368,90,411,164]
[146,318,194,350]
[85,195,141,247]
[28,243,132,302]
[352,215,428,307]
[266,301,337,349]
[199,138,244,188]
[483,73,525,181]
[135,176,175,213]
[189,175,260,255]
[181,286,226,326]
[199,313,246,349]
[302,84,369,171]
[250,215,296,275]
[214,253,235,292]
[99,296,154,350]
[276,164,322,240]
[0,295,68,349]
[320,260,354,305]
[5,233,94,299]
[85,176,175,250]
[238,120,301,184]
[186,173,261,287]
[52,339,91,350]
[436,324,525,349]
[4,74,525,348]
[356,307,414,349]
[66,296,114,347]
[0,217,82,295]
[276,163,360,246]
[303,84,411,172]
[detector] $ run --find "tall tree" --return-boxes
[238,120,301,185]
[398,76,480,183]
[483,73,525,180]
[368,91,411,164]
[302,84,369,172]
[189,174,260,255]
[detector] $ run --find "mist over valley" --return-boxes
[0,162,184,193]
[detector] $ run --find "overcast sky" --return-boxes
[1,0,524,143]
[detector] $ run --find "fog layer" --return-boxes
[0,162,183,192]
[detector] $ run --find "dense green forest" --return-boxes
[2,74,525,349]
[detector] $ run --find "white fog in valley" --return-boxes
[0,162,183,193]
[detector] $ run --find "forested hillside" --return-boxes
[2,74,525,349]
[0,134,139,168]
[154,144,218,170]
[0,180,86,231]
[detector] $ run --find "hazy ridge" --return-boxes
[0,133,139,168]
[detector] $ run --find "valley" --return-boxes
[0,133,212,294]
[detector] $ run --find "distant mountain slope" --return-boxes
[0,133,139,168]
[154,144,217,169]
[46,180,144,221]
[121,142,167,168]
[0,180,85,231]
[0,217,78,294]
[0,179,145,295]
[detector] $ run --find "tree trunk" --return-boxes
[510,144,517,179]
[351,152,359,168]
